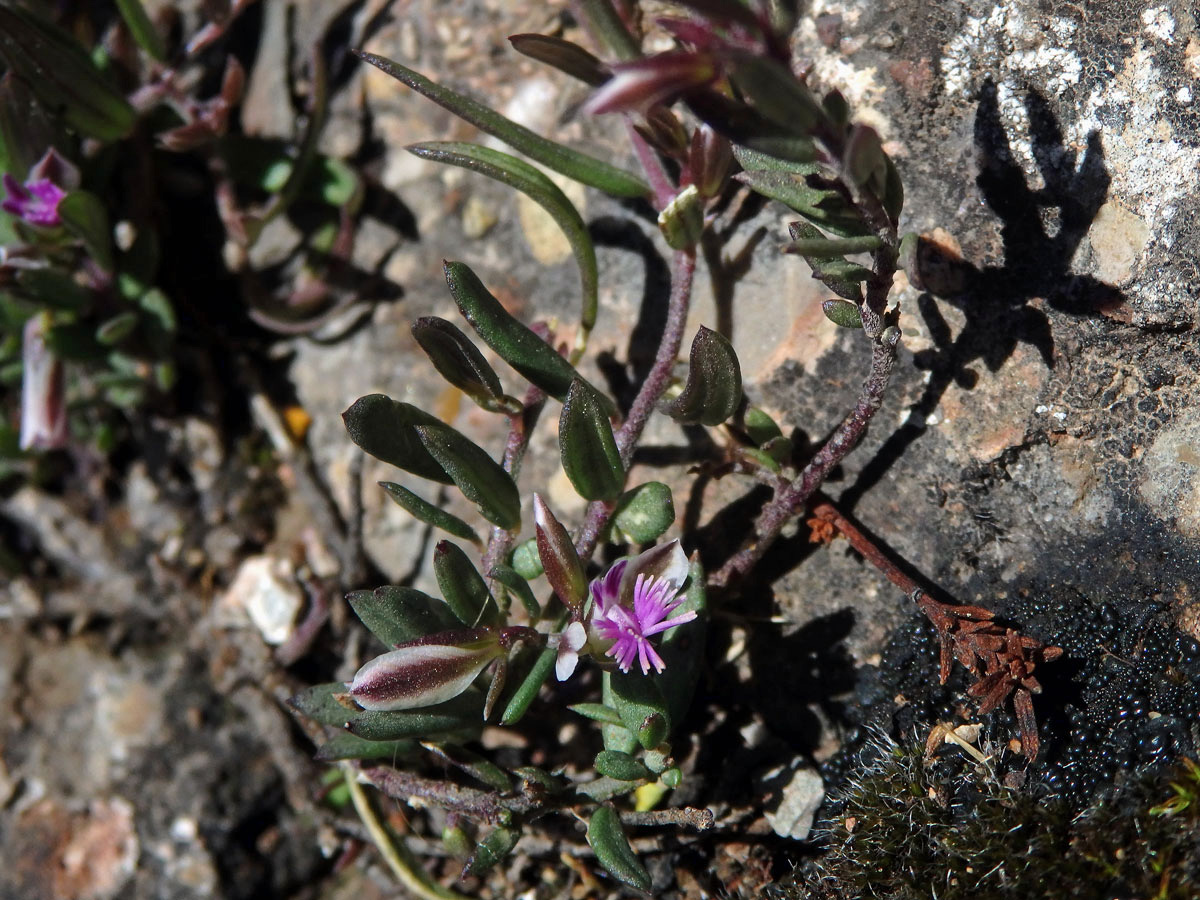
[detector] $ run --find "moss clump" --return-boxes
[770,741,1200,900]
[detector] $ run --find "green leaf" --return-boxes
[115,0,166,61]
[464,826,520,878]
[881,153,904,221]
[357,52,647,197]
[559,378,624,501]
[488,563,540,619]
[508,33,609,86]
[742,407,783,446]
[610,482,675,543]
[787,221,872,303]
[510,538,544,580]
[411,316,517,414]
[347,691,485,741]
[660,326,743,426]
[289,682,358,727]
[728,56,826,134]
[654,559,708,726]
[434,541,499,627]
[95,311,138,345]
[569,703,624,726]
[380,481,482,545]
[588,805,651,892]
[342,394,452,485]
[499,645,556,726]
[594,750,653,782]
[348,585,460,648]
[732,145,870,238]
[314,734,418,762]
[423,742,512,793]
[412,142,597,335]
[0,6,136,141]
[58,191,113,272]
[16,268,91,312]
[574,0,642,60]
[822,298,863,328]
[416,423,520,530]
[443,261,613,410]
[784,235,882,257]
[608,671,671,750]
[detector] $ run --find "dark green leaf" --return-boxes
[660,326,743,426]
[357,53,647,198]
[346,691,485,741]
[115,0,166,61]
[314,734,418,762]
[822,298,863,328]
[510,538,544,580]
[508,33,609,85]
[882,153,904,221]
[822,89,850,128]
[611,482,675,543]
[464,826,520,878]
[411,142,597,336]
[44,322,104,361]
[488,563,540,618]
[95,311,138,345]
[784,235,882,257]
[787,221,872,302]
[443,261,614,411]
[601,672,639,754]
[742,406,783,446]
[423,742,511,792]
[499,646,556,725]
[416,422,520,530]
[58,191,113,272]
[0,6,135,141]
[569,703,624,726]
[434,541,499,627]
[577,776,640,802]
[574,0,642,60]
[594,750,653,782]
[588,805,651,892]
[348,585,460,648]
[16,268,91,312]
[559,378,624,501]
[411,316,517,414]
[343,394,452,484]
[608,671,671,750]
[289,682,358,727]
[728,56,826,134]
[844,123,887,192]
[380,481,482,545]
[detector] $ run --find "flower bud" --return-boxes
[348,628,502,711]
[19,314,67,451]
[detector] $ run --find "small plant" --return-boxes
[0,0,363,472]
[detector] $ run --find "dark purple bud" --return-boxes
[348,628,502,711]
[583,52,719,117]
[685,124,732,199]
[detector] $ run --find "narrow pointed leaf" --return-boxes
[499,645,556,725]
[787,221,872,302]
[881,153,904,220]
[594,750,653,782]
[411,316,517,414]
[660,326,742,426]
[58,191,113,272]
[415,422,520,529]
[464,826,520,878]
[509,33,609,86]
[784,235,882,257]
[559,378,624,501]
[115,0,167,61]
[289,682,358,727]
[95,312,138,345]
[380,481,482,545]
[0,6,136,141]
[588,805,651,892]
[348,585,460,648]
[608,671,671,749]
[610,482,675,543]
[357,52,646,197]
[342,395,452,484]
[423,743,512,793]
[822,298,863,328]
[347,691,485,741]
[314,734,418,762]
[413,142,597,333]
[732,145,870,238]
[434,541,500,627]
[443,261,614,412]
[533,494,587,610]
[569,703,625,726]
[728,56,826,134]
[488,563,540,618]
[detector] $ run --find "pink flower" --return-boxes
[590,541,697,675]
[2,174,65,227]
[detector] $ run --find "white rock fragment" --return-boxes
[217,555,304,645]
[764,767,825,841]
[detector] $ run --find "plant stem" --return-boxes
[575,247,696,561]
[625,119,677,210]
[712,254,899,588]
[482,387,546,581]
[809,500,919,595]
[341,764,471,900]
